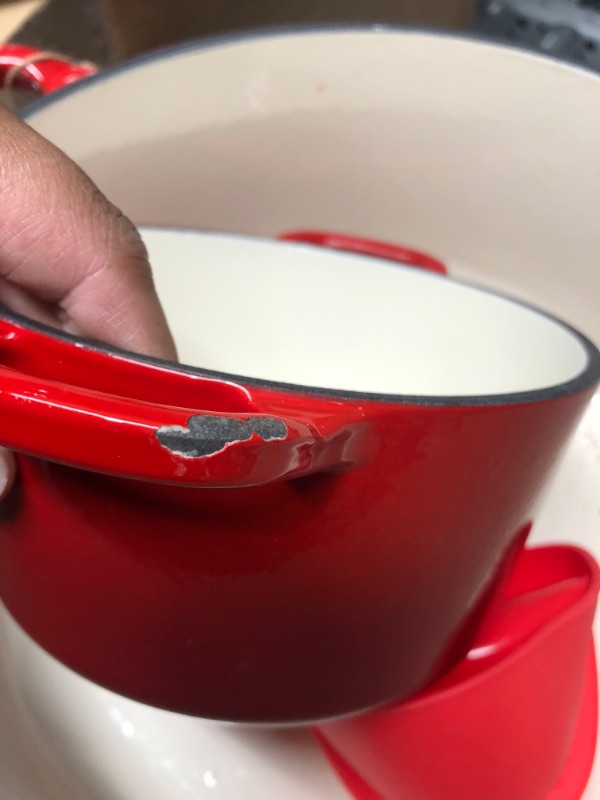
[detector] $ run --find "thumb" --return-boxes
[0,105,176,360]
[0,447,16,500]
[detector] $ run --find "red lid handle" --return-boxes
[0,44,96,96]
[279,230,448,275]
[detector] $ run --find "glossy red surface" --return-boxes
[314,544,599,800]
[0,307,597,722]
[279,231,448,275]
[0,44,96,96]
[0,317,370,486]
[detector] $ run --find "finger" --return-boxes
[0,274,60,328]
[0,447,16,500]
[0,106,176,361]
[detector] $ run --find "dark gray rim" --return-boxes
[1,251,598,408]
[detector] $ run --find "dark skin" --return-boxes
[0,106,177,496]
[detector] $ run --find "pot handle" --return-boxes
[0,45,96,96]
[279,230,448,275]
[0,317,366,487]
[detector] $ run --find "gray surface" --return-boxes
[476,0,600,70]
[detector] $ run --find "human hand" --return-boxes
[0,105,177,497]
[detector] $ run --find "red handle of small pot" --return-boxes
[279,230,448,275]
[0,45,96,95]
[0,316,364,487]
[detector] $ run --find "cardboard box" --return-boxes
[101,0,476,59]
[9,0,476,64]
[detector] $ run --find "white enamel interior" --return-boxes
[141,228,589,397]
[10,28,600,800]
[25,31,600,348]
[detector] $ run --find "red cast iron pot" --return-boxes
[314,544,600,800]
[0,229,597,724]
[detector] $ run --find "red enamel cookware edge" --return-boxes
[0,310,370,487]
[0,44,96,96]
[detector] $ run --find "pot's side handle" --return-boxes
[0,44,96,96]
[0,363,366,486]
[279,230,448,276]
[0,319,367,487]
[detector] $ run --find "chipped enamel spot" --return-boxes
[155,415,288,458]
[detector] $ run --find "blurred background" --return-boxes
[0,0,599,73]
[0,1,474,64]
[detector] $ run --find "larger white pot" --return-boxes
[1,27,598,800]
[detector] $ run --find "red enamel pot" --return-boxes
[0,228,597,724]
[314,543,600,800]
